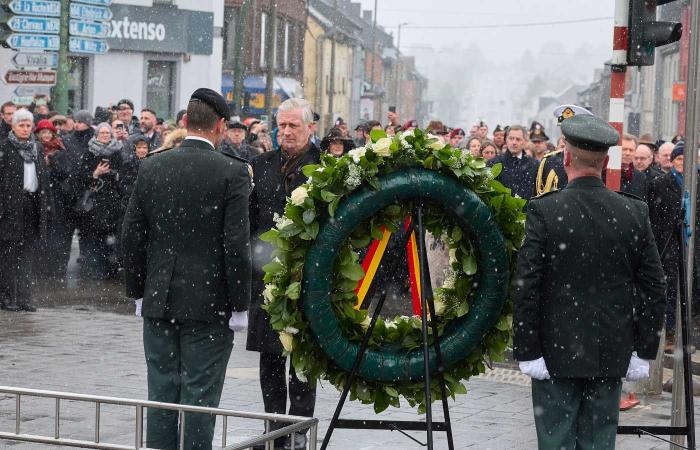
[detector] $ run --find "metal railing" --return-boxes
[0,386,318,450]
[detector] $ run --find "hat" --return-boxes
[478,121,487,128]
[335,117,346,127]
[320,127,354,153]
[49,114,67,125]
[554,104,593,125]
[35,119,56,134]
[672,142,684,161]
[639,133,658,151]
[189,88,230,121]
[529,121,549,142]
[94,106,112,124]
[449,128,466,138]
[388,106,397,113]
[312,112,320,122]
[354,121,366,131]
[493,124,504,134]
[402,119,418,131]
[227,119,247,130]
[561,114,619,152]
[73,110,93,126]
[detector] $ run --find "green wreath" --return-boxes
[261,128,526,413]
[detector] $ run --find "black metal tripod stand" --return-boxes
[320,203,455,450]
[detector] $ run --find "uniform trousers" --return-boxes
[532,377,621,450]
[0,193,40,308]
[143,317,233,450]
[259,352,316,431]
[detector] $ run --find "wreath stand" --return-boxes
[321,202,456,450]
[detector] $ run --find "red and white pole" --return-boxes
[606,0,629,192]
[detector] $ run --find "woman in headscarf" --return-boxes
[0,109,52,311]
[78,122,124,280]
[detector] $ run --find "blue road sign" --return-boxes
[6,16,60,34]
[69,3,113,22]
[4,33,59,51]
[69,19,109,38]
[12,52,58,68]
[7,0,60,17]
[69,36,109,54]
[71,0,113,5]
[13,85,50,97]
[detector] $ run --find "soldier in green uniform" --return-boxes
[122,88,252,450]
[513,114,666,450]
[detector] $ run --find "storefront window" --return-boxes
[67,56,88,112]
[146,60,176,119]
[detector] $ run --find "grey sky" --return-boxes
[359,0,614,68]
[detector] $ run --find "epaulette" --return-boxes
[532,188,560,199]
[541,148,563,160]
[221,152,249,164]
[146,147,172,157]
[616,190,643,202]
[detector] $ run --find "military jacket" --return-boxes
[513,177,666,378]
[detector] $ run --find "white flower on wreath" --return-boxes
[345,164,363,189]
[263,284,276,304]
[273,213,293,230]
[284,326,299,334]
[279,331,295,352]
[372,137,393,157]
[427,134,446,151]
[348,146,367,164]
[290,186,309,206]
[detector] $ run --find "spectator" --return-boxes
[634,143,663,180]
[115,99,139,134]
[94,106,113,125]
[464,136,482,158]
[219,120,261,161]
[111,118,129,143]
[647,142,700,352]
[153,128,187,153]
[334,117,349,137]
[387,106,400,128]
[175,109,187,128]
[160,121,176,143]
[385,124,396,137]
[320,127,354,157]
[617,134,647,199]
[78,123,124,280]
[0,101,16,140]
[50,114,72,137]
[449,128,466,148]
[477,121,488,140]
[487,125,538,200]
[657,142,674,173]
[480,140,498,160]
[360,120,382,146]
[492,124,505,150]
[0,109,51,312]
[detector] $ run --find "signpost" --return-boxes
[7,0,60,17]
[4,33,60,50]
[12,52,58,68]
[69,3,112,22]
[71,0,112,5]
[13,85,51,96]
[69,19,108,38]
[69,36,108,54]
[6,16,60,34]
[4,70,57,84]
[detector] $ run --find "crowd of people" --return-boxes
[0,88,691,449]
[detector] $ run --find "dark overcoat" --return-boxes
[247,144,321,353]
[122,138,252,324]
[488,150,539,200]
[513,176,666,378]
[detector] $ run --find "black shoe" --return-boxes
[3,302,21,312]
[18,304,36,312]
[284,433,307,450]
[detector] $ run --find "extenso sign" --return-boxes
[110,16,165,42]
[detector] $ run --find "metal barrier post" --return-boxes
[54,398,60,439]
[15,394,20,434]
[135,405,143,449]
[222,415,228,447]
[95,401,100,443]
[179,410,185,450]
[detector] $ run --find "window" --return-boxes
[222,6,238,70]
[260,12,267,68]
[146,60,176,119]
[67,56,88,111]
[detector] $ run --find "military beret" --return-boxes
[227,119,247,130]
[189,88,230,121]
[561,114,619,152]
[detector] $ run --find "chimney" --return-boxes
[362,10,373,22]
[350,2,361,17]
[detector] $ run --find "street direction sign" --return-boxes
[12,96,34,105]
[3,33,59,51]
[13,85,50,97]
[69,19,109,38]
[4,70,56,85]
[12,51,58,68]
[69,3,113,22]
[6,16,60,34]
[71,0,113,5]
[69,37,109,54]
[7,0,60,17]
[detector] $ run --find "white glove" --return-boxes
[229,311,248,332]
[519,357,551,380]
[625,351,651,381]
[134,298,143,317]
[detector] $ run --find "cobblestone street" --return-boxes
[1,304,698,449]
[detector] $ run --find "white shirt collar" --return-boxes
[184,136,215,149]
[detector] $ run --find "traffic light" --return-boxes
[628,0,683,66]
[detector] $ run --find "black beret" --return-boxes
[189,88,230,121]
[227,120,247,130]
[561,114,619,152]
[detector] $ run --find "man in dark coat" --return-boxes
[122,88,251,450]
[513,114,666,450]
[487,125,538,200]
[0,108,52,311]
[127,108,162,153]
[219,119,261,161]
[647,142,700,351]
[0,101,16,140]
[247,98,319,450]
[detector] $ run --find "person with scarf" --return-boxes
[0,109,52,311]
[247,98,319,450]
[77,122,124,280]
[647,142,700,352]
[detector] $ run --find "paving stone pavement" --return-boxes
[0,307,699,449]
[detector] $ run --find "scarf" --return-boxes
[9,131,38,163]
[42,137,64,158]
[622,162,634,183]
[671,168,684,188]
[281,144,310,192]
[88,137,123,157]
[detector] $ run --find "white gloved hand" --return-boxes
[134,298,143,317]
[625,351,651,381]
[519,357,551,380]
[229,311,248,332]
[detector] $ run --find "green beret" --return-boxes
[189,88,230,121]
[561,114,619,152]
